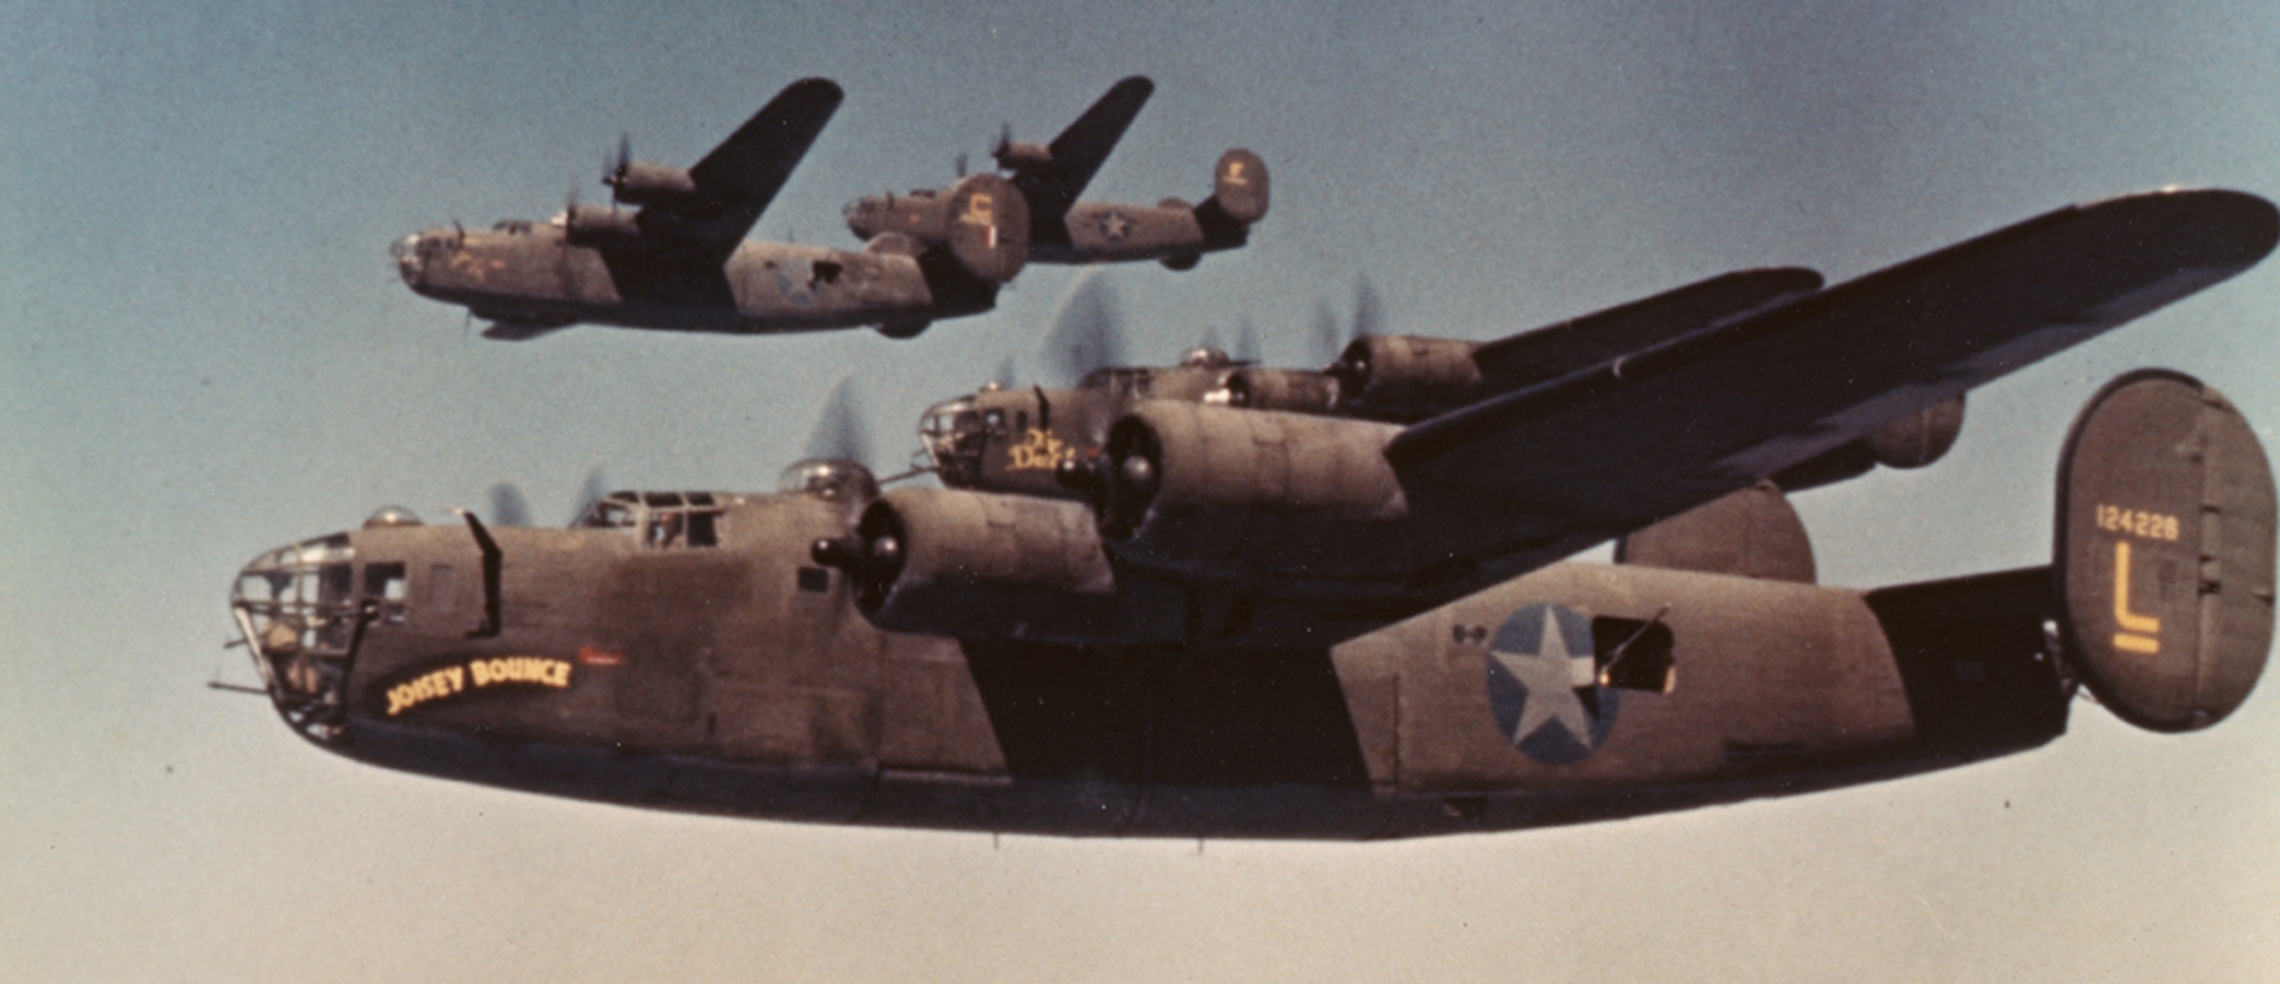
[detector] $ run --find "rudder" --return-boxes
[2056,369,2275,731]
[945,174,1031,285]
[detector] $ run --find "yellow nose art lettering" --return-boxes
[2112,540,2161,654]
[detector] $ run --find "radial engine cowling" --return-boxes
[812,488,1177,645]
[564,205,642,248]
[607,162,701,209]
[1329,335,1484,421]
[1204,368,1342,414]
[1086,402,1407,574]
[1862,395,1965,469]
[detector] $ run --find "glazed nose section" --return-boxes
[390,233,424,285]
[229,533,363,746]
[843,197,881,238]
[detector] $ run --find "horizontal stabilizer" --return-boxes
[2056,370,2275,731]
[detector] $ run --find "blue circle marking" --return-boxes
[1485,603,1617,764]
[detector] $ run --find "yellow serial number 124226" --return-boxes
[2095,504,2181,542]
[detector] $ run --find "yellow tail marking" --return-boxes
[2112,540,2161,654]
[960,192,996,226]
[2114,633,2161,654]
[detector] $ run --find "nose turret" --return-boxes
[228,522,392,747]
[390,233,420,284]
[917,393,986,487]
[844,194,890,240]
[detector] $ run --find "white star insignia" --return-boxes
[1489,614,1598,749]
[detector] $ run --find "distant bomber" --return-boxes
[844,77,1269,272]
[392,78,1028,341]
[242,190,2275,838]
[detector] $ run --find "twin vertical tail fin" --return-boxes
[944,174,1031,286]
[2056,370,2276,731]
[1204,149,1269,226]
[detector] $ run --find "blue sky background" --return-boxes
[5,2,2279,980]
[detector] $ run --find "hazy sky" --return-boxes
[6,2,2279,981]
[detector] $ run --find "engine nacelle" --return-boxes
[862,231,927,258]
[1862,395,1965,469]
[563,205,642,248]
[1203,368,1341,414]
[844,190,943,244]
[1329,335,1485,422]
[994,140,1053,171]
[812,489,1177,645]
[1081,403,1407,577]
[606,161,700,209]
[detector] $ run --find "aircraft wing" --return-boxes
[1387,189,2279,546]
[665,77,845,259]
[1472,267,1825,390]
[1015,76,1155,223]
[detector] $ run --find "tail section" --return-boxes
[1864,369,2272,750]
[1201,149,1269,227]
[943,173,1030,286]
[2056,369,2274,731]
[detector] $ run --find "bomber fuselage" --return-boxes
[846,194,1242,268]
[230,488,2068,839]
[392,220,984,336]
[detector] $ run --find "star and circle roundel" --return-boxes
[1486,603,1617,764]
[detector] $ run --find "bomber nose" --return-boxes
[230,532,364,746]
[390,233,421,283]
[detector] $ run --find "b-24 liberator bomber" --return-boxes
[233,189,2276,839]
[391,78,1029,341]
[843,77,1268,272]
[913,264,1957,503]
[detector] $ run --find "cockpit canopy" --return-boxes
[363,505,423,529]
[575,490,740,549]
[1178,345,1232,369]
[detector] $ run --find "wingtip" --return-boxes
[785,76,847,106]
[2088,188,2279,268]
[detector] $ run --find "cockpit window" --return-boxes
[1078,367,1154,399]
[584,500,638,530]
[364,562,408,625]
[576,490,724,549]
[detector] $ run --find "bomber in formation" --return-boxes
[250,75,2278,838]
[391,77,1266,341]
